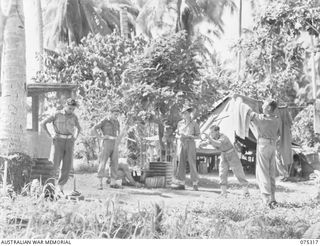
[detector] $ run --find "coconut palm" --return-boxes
[42,0,139,50]
[25,0,44,83]
[93,0,139,38]
[136,0,236,39]
[0,0,28,154]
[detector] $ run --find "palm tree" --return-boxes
[43,0,112,49]
[0,1,8,84]
[24,0,45,131]
[0,0,27,154]
[42,0,139,50]
[120,7,130,38]
[25,0,44,84]
[136,0,236,39]
[94,0,139,38]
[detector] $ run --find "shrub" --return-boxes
[292,105,320,148]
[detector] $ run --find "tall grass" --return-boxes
[0,193,319,239]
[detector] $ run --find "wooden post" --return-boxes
[32,95,39,132]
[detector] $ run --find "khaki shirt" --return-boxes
[95,117,120,137]
[250,112,280,140]
[177,120,200,140]
[203,133,233,152]
[214,133,233,152]
[46,110,79,135]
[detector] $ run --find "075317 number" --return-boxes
[300,240,319,245]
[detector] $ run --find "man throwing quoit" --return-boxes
[199,125,249,196]
[41,98,81,195]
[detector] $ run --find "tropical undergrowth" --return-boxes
[0,194,319,239]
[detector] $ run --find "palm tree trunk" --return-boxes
[24,0,43,84]
[0,0,27,155]
[24,0,44,131]
[175,0,182,33]
[0,2,7,88]
[120,7,129,38]
[237,0,242,81]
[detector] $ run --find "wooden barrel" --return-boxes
[145,161,173,187]
[30,158,55,184]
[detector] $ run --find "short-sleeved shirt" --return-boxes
[177,120,200,140]
[95,117,120,137]
[250,112,280,140]
[46,110,79,135]
[209,133,233,152]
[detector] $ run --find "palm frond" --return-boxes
[136,0,176,37]
[99,7,120,31]
[81,0,112,35]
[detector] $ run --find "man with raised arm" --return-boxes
[199,125,249,196]
[249,99,281,209]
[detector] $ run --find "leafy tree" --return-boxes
[122,31,217,160]
[136,0,236,39]
[234,0,320,105]
[36,33,147,160]
[292,105,320,148]
[37,31,219,162]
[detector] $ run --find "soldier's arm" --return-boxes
[199,139,210,148]
[208,135,224,148]
[40,114,55,138]
[92,119,112,139]
[74,115,82,139]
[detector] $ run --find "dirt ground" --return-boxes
[63,172,319,211]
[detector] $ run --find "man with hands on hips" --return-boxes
[41,98,81,195]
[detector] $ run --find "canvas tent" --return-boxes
[198,94,293,175]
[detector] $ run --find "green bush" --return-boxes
[292,105,320,148]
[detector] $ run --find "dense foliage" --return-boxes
[36,33,147,160]
[292,105,320,148]
[37,32,219,161]
[233,0,320,105]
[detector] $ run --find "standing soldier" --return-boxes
[172,106,200,191]
[199,125,249,196]
[93,109,122,189]
[41,98,81,195]
[249,99,281,208]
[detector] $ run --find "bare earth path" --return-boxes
[63,172,318,211]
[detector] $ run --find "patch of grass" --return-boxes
[0,194,319,239]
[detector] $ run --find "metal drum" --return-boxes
[145,161,173,187]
